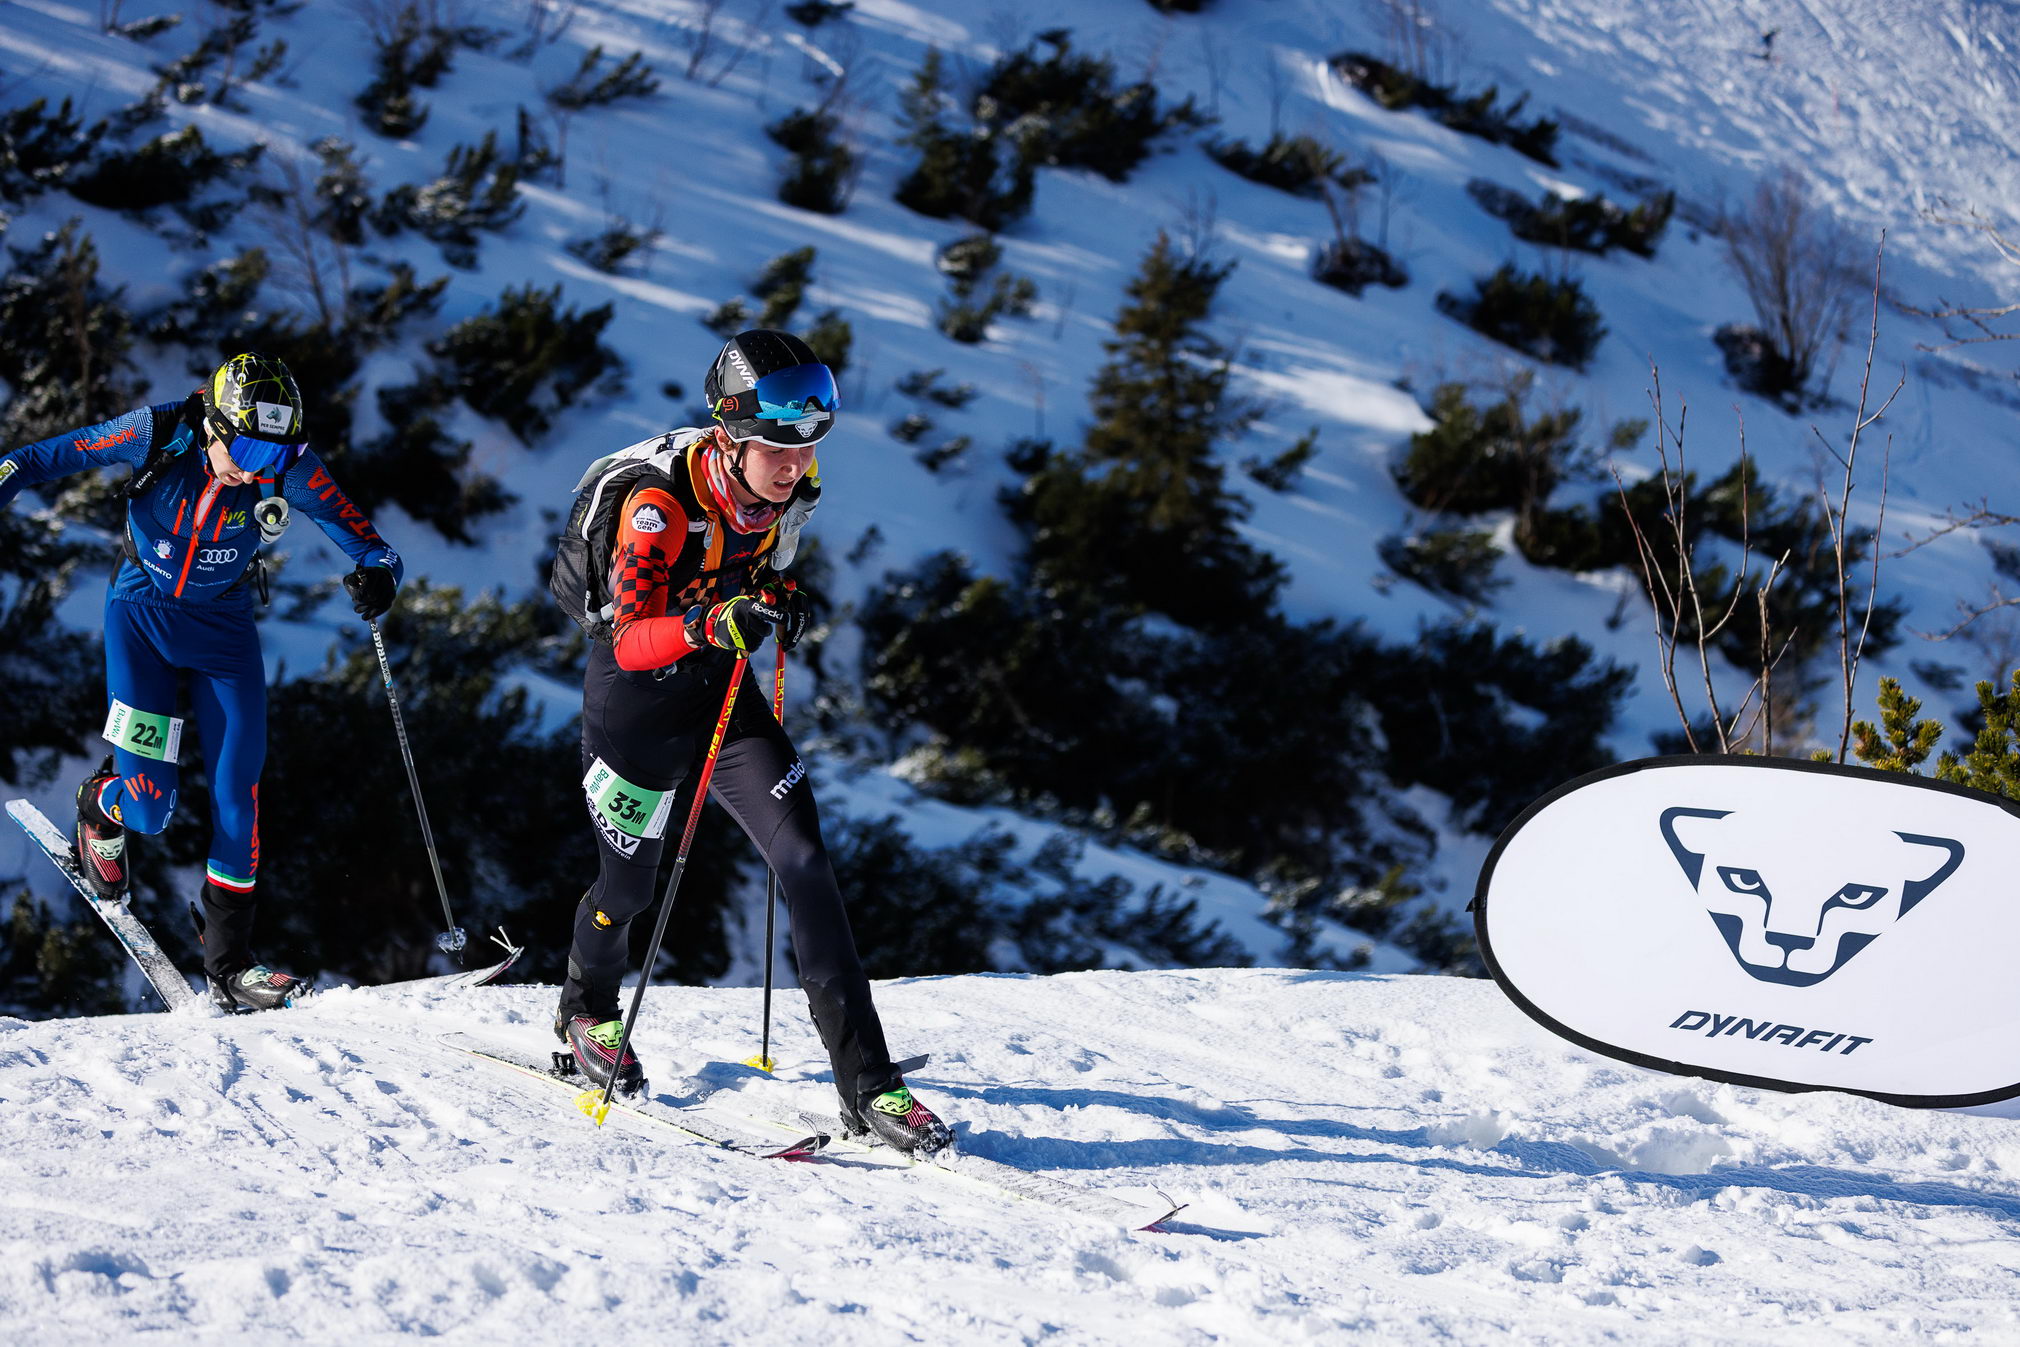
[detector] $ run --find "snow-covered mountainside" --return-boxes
[5,0,2019,968]
[4,971,2018,1343]
[3,2,2020,1334]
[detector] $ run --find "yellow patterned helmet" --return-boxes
[202,352,307,469]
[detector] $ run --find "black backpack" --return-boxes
[549,430,713,642]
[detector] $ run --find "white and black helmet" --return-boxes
[704,329,840,449]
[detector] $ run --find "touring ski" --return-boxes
[441,1031,829,1159]
[370,929,525,993]
[7,798,200,1013]
[722,1096,1186,1232]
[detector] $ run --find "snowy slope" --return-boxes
[4,2,2019,950]
[4,971,2020,1343]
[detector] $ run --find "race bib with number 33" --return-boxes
[582,757,674,840]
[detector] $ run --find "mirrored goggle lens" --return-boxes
[226,434,294,474]
[750,364,839,422]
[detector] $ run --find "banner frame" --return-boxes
[1472,753,2020,1109]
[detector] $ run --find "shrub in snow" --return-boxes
[933,233,1036,343]
[546,46,659,110]
[0,888,124,1015]
[859,553,1387,883]
[1240,427,1318,492]
[355,2,497,138]
[66,123,262,218]
[373,131,525,269]
[150,9,285,112]
[978,30,1202,183]
[0,97,103,204]
[891,412,931,443]
[703,296,750,336]
[0,222,140,451]
[894,48,1033,230]
[803,307,852,373]
[564,218,662,274]
[427,284,620,444]
[767,107,858,215]
[1392,377,1585,521]
[1719,166,1862,406]
[897,368,978,409]
[916,435,971,473]
[785,0,854,25]
[1330,51,1559,166]
[309,138,373,245]
[753,246,816,328]
[1365,622,1631,834]
[143,248,272,348]
[1206,132,1363,199]
[1436,264,1606,370]
[1467,179,1675,257]
[1378,527,1508,605]
[1311,237,1407,295]
[339,376,516,546]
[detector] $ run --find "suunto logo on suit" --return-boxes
[1659,807,1964,987]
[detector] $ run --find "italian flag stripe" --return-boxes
[205,865,255,893]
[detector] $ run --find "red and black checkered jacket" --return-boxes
[608,459,776,671]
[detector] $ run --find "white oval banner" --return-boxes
[1474,756,2020,1108]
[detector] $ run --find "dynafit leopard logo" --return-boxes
[1659,806,1965,988]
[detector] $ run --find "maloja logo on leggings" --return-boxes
[769,758,807,800]
[1475,756,2020,1108]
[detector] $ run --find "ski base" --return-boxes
[441,1032,829,1159]
[7,798,201,1013]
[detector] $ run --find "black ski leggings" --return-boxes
[563,643,898,1101]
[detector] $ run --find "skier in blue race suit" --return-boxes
[0,353,402,1011]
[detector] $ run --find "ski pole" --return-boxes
[581,653,748,1125]
[368,618,467,958]
[744,642,787,1074]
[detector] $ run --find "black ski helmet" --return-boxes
[202,352,308,446]
[704,329,840,450]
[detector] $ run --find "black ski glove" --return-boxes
[343,564,397,620]
[759,577,815,652]
[695,593,786,655]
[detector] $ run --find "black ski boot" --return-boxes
[560,1015,646,1097]
[842,1082,953,1157]
[208,963,313,1012]
[73,758,127,903]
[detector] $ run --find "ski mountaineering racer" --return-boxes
[551,328,951,1154]
[0,353,403,1011]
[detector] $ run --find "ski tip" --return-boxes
[742,1053,778,1074]
[576,1090,613,1126]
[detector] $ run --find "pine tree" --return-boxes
[1932,671,2020,800]
[1850,676,1944,773]
[1020,232,1279,626]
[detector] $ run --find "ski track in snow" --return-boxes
[2,971,2018,1343]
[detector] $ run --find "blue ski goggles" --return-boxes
[716,363,840,445]
[204,408,304,475]
[218,433,299,475]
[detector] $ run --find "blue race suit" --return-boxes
[0,400,402,911]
